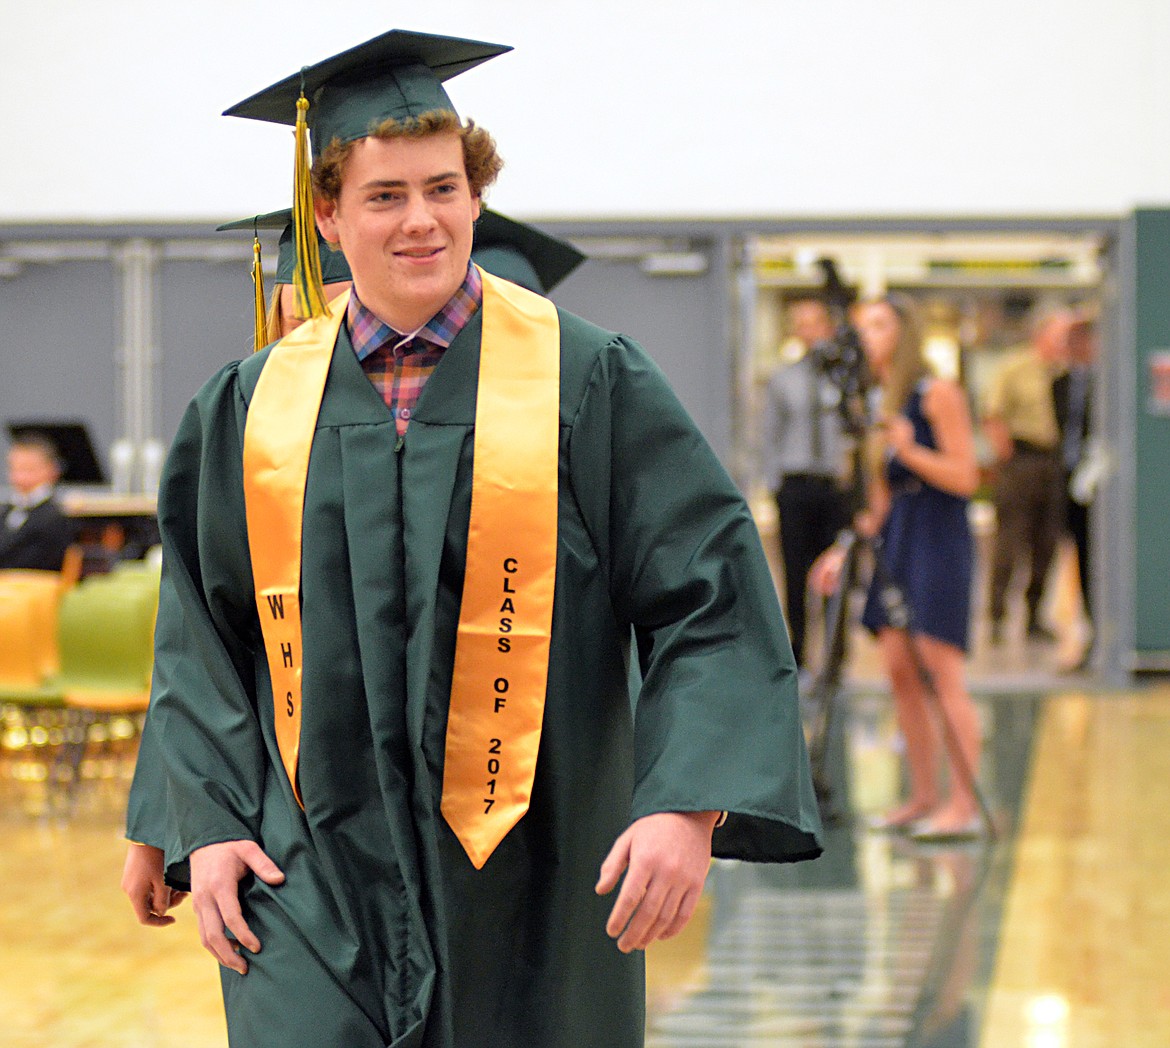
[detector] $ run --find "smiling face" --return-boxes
[314,131,480,332]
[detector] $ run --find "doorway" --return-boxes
[741,224,1112,693]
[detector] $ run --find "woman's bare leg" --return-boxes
[876,627,941,824]
[913,633,982,830]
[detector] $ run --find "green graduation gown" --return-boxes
[141,303,822,1048]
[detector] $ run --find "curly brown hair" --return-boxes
[312,110,503,203]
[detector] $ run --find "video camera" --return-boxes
[807,258,874,438]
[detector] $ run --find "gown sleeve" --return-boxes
[125,703,167,848]
[147,363,269,872]
[568,334,822,863]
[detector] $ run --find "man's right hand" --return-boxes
[190,840,285,975]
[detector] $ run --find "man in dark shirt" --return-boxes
[761,297,851,666]
[0,433,73,571]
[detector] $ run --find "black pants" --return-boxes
[989,450,1064,627]
[1064,472,1092,622]
[775,475,850,667]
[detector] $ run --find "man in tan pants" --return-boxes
[983,306,1074,644]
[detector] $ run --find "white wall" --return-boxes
[3,0,1168,222]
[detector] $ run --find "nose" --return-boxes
[401,193,437,236]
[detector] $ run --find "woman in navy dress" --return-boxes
[816,295,983,839]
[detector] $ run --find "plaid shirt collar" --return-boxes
[347,263,482,363]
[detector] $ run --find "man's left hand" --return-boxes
[596,810,719,953]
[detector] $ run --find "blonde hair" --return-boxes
[873,293,931,417]
[859,294,931,484]
[265,286,285,344]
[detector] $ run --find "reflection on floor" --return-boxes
[648,880,944,1046]
[645,686,1170,1048]
[645,690,1035,1048]
[5,683,1170,1047]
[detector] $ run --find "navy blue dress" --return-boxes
[860,381,974,651]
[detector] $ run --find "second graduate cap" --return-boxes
[473,210,586,294]
[217,210,352,286]
[224,29,511,155]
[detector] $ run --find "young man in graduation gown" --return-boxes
[142,29,821,1048]
[123,205,584,918]
[122,208,584,922]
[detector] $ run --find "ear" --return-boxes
[470,194,482,224]
[314,196,340,245]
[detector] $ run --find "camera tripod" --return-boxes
[802,526,996,839]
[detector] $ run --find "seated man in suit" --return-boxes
[1,433,73,571]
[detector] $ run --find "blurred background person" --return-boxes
[1054,309,1098,666]
[0,432,73,571]
[761,296,852,667]
[813,295,982,839]
[982,304,1074,645]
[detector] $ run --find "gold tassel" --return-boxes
[293,93,327,320]
[251,235,267,352]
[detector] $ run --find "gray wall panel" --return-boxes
[549,251,730,462]
[157,259,258,447]
[0,261,119,477]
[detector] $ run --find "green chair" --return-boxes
[53,576,159,793]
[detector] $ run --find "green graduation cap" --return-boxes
[223,29,509,324]
[472,210,586,294]
[217,209,353,351]
[224,29,511,157]
[217,209,352,286]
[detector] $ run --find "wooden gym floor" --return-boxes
[2,676,1169,1047]
[0,527,1155,1048]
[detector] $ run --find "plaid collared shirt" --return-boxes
[348,264,482,435]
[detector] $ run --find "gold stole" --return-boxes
[242,271,559,872]
[441,270,559,870]
[243,290,350,806]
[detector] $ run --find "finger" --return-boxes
[169,891,189,910]
[127,876,170,926]
[150,882,174,915]
[618,883,681,953]
[595,831,632,897]
[240,843,286,886]
[217,891,262,956]
[606,863,652,941]
[143,911,177,928]
[127,888,154,925]
[194,898,248,975]
[658,887,702,942]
